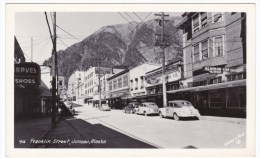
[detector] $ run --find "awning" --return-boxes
[167,79,246,94]
[193,73,217,82]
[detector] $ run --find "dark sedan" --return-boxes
[123,102,141,114]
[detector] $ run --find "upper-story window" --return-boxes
[135,78,138,89]
[201,12,208,28]
[213,12,222,23]
[113,79,117,90]
[192,14,199,33]
[214,36,224,56]
[118,77,122,88]
[202,40,209,60]
[193,44,200,63]
[123,75,128,87]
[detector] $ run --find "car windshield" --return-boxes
[178,101,192,107]
[146,103,158,108]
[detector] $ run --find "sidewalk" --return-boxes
[15,115,60,148]
[199,116,246,125]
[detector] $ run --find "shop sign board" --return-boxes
[146,78,160,84]
[204,66,236,74]
[95,67,111,74]
[15,62,41,85]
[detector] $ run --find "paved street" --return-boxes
[53,103,246,149]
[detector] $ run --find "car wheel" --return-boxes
[173,113,179,121]
[144,111,148,116]
[159,112,164,118]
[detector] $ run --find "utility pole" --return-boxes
[31,37,33,62]
[51,12,57,126]
[155,12,169,107]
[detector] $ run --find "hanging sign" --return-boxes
[15,62,41,85]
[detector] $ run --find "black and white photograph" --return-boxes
[3,2,258,157]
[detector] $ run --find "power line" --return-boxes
[56,25,80,41]
[117,12,136,31]
[58,38,69,47]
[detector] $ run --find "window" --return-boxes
[213,12,222,23]
[214,36,223,56]
[201,12,207,28]
[123,75,128,87]
[227,73,246,81]
[135,78,138,89]
[193,44,200,62]
[192,14,199,33]
[202,40,208,60]
[118,78,122,88]
[113,79,117,90]
[108,81,112,91]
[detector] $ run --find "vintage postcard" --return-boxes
[4,3,256,157]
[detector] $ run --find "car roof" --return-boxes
[129,102,140,104]
[142,102,156,104]
[168,100,191,103]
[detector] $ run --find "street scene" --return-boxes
[14,11,247,149]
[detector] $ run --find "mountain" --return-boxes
[43,16,183,84]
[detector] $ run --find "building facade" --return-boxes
[107,69,130,109]
[174,12,246,117]
[82,67,124,106]
[57,76,66,100]
[129,63,161,98]
[67,71,85,103]
[144,60,183,107]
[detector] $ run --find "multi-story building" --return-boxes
[145,60,183,107]
[68,70,84,102]
[174,12,246,117]
[129,63,161,98]
[107,69,130,109]
[57,76,66,100]
[83,67,123,106]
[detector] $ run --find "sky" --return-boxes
[15,12,182,88]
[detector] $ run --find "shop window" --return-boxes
[227,73,246,81]
[192,14,199,33]
[202,40,208,60]
[214,36,224,56]
[193,44,200,63]
[209,89,225,108]
[201,12,208,28]
[213,12,222,23]
[210,76,222,84]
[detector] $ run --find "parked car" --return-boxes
[100,104,111,111]
[159,100,200,120]
[136,102,159,116]
[123,102,141,114]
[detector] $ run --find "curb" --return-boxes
[199,116,246,125]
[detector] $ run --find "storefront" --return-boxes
[107,89,130,109]
[168,79,246,118]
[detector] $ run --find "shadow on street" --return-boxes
[39,116,157,148]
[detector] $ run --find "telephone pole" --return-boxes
[51,12,57,125]
[155,12,169,107]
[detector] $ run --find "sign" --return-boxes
[146,78,160,84]
[204,66,236,74]
[95,67,111,74]
[15,62,41,85]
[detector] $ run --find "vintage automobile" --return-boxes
[136,102,159,116]
[159,100,200,120]
[100,104,111,111]
[123,102,141,114]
